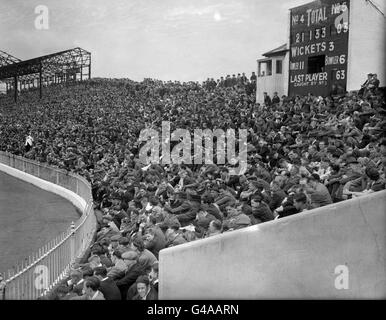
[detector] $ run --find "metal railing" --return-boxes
[0,151,97,299]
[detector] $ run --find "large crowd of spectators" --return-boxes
[0,72,385,300]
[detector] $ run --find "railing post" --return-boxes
[70,221,75,262]
[0,273,6,300]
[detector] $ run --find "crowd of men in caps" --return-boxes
[0,70,385,300]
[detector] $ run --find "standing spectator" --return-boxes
[250,72,257,83]
[272,92,280,105]
[263,92,272,106]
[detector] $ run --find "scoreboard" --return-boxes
[289,0,350,97]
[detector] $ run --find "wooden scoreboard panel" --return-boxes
[289,0,350,97]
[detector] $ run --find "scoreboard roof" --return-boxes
[289,0,320,11]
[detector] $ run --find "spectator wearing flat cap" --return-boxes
[115,250,148,299]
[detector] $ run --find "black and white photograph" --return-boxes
[0,0,385,310]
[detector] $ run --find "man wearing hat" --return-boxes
[358,73,373,96]
[116,251,146,300]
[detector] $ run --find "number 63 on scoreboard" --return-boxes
[333,70,346,80]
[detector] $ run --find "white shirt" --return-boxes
[91,290,103,300]
[25,135,33,146]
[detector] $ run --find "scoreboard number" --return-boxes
[321,26,326,38]
[295,32,305,43]
[336,70,345,80]
[312,27,326,40]
[337,22,349,34]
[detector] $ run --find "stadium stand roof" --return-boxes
[0,47,91,101]
[0,47,91,81]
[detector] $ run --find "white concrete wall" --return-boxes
[256,54,288,103]
[283,51,289,97]
[0,163,86,212]
[347,0,386,91]
[159,190,386,299]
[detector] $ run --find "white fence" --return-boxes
[0,151,97,299]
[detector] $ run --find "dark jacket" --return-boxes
[99,277,121,300]
[252,202,274,223]
[115,263,146,300]
[173,200,201,227]
[132,286,158,300]
[145,226,166,259]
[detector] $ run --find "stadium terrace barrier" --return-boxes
[0,151,97,300]
[159,190,386,299]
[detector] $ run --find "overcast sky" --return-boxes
[1,0,312,82]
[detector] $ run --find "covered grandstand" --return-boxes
[0,47,91,102]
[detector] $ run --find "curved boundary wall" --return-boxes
[159,190,386,299]
[0,152,97,300]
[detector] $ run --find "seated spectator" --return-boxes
[116,251,147,300]
[250,193,274,224]
[194,209,216,238]
[165,221,187,247]
[293,193,310,213]
[348,167,385,197]
[93,266,121,300]
[132,275,158,300]
[107,250,127,280]
[304,174,333,208]
[223,205,251,231]
[143,227,165,260]
[130,236,158,269]
[71,276,105,300]
[66,269,84,296]
[206,219,223,237]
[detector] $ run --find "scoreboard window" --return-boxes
[307,55,325,74]
[289,0,350,97]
